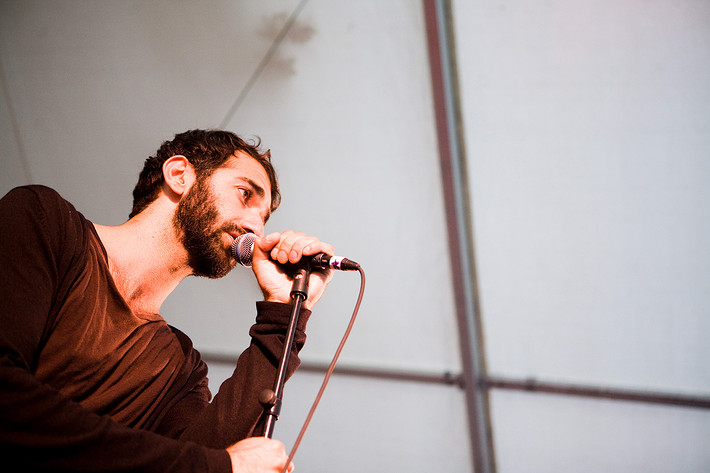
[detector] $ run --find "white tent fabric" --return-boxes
[1,1,709,471]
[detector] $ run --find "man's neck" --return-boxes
[93,205,192,316]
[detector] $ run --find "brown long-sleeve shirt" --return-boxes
[0,186,310,472]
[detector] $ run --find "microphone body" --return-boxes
[231,233,359,271]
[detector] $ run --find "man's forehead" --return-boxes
[224,152,268,180]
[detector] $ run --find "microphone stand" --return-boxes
[260,261,311,438]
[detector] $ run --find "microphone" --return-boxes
[231,233,360,271]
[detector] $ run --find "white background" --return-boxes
[2,1,709,471]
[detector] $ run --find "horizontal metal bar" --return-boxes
[297,361,464,387]
[483,376,710,410]
[200,351,464,387]
[202,351,710,410]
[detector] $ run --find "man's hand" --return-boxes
[227,437,294,473]
[251,231,335,309]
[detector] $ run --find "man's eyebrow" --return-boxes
[241,178,266,198]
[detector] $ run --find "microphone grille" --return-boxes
[231,233,256,267]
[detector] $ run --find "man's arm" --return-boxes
[156,302,310,447]
[158,229,335,446]
[0,360,232,472]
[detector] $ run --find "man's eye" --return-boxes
[238,188,251,200]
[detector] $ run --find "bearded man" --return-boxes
[0,129,335,473]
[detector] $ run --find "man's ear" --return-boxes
[162,155,195,197]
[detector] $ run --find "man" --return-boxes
[0,129,335,472]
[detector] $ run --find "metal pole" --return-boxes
[422,1,495,472]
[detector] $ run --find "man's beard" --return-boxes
[173,177,239,279]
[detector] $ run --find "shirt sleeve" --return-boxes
[154,302,311,449]
[0,186,232,473]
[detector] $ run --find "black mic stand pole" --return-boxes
[259,261,311,438]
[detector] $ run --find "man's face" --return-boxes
[173,153,272,278]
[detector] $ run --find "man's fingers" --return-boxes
[265,231,334,265]
[226,437,294,473]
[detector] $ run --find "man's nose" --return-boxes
[240,210,265,237]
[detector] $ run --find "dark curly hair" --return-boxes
[129,129,280,218]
